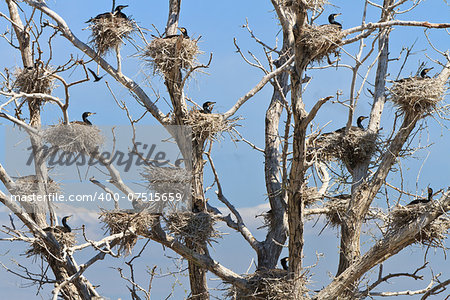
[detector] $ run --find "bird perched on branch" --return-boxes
[406,187,433,206]
[164,27,189,39]
[71,112,96,126]
[86,5,128,23]
[88,68,105,82]
[201,101,216,114]
[280,257,289,271]
[328,13,342,29]
[44,215,72,233]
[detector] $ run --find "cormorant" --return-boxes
[71,112,96,125]
[280,257,289,271]
[164,27,189,39]
[88,67,105,82]
[396,67,434,83]
[44,215,72,233]
[333,116,368,134]
[201,101,215,114]
[406,187,433,206]
[328,13,342,29]
[420,67,433,78]
[86,5,128,23]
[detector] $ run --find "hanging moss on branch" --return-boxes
[296,24,344,63]
[142,36,201,75]
[100,210,159,255]
[43,123,104,154]
[165,212,219,247]
[388,78,446,115]
[87,16,135,56]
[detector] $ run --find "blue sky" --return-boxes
[0,0,449,299]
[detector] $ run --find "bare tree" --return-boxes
[0,0,449,299]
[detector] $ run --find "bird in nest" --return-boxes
[395,67,433,83]
[164,27,189,39]
[280,257,289,271]
[86,5,129,23]
[322,116,368,136]
[201,101,216,114]
[44,215,73,233]
[327,13,342,29]
[71,112,96,126]
[406,187,433,206]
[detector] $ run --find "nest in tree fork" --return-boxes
[10,175,60,197]
[309,129,378,171]
[166,212,219,247]
[182,109,239,142]
[13,67,55,96]
[43,123,104,154]
[388,204,449,248]
[27,231,75,258]
[227,269,308,300]
[87,16,135,56]
[142,36,200,75]
[100,210,159,255]
[296,24,344,63]
[324,197,350,227]
[388,78,446,115]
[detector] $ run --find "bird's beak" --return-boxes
[362,116,368,120]
[67,215,73,219]
[89,112,96,116]
[336,13,342,16]
[123,5,128,8]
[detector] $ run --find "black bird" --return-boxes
[396,67,434,83]
[280,257,289,271]
[164,27,189,39]
[86,5,128,23]
[420,67,433,78]
[201,101,216,114]
[71,112,96,125]
[328,13,342,29]
[113,5,128,19]
[44,215,72,233]
[333,116,368,134]
[88,68,105,82]
[406,187,433,206]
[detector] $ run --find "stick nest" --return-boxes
[182,109,239,142]
[11,175,60,197]
[165,212,219,247]
[87,16,135,56]
[27,231,75,258]
[142,36,200,75]
[142,166,191,195]
[43,123,104,154]
[309,129,378,170]
[324,197,350,227]
[100,210,159,255]
[227,269,308,300]
[388,78,446,115]
[13,67,55,96]
[297,24,344,63]
[282,0,328,10]
[388,204,449,247]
